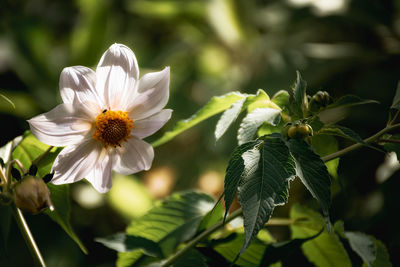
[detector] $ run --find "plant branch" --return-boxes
[0,165,7,184]
[12,206,46,267]
[322,123,400,162]
[389,109,400,126]
[379,138,400,144]
[161,208,243,267]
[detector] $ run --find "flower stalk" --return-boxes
[12,205,46,267]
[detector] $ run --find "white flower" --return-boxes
[28,44,172,193]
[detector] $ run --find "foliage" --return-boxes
[1,0,399,264]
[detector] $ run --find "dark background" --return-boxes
[1,0,399,266]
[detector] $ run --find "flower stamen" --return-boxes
[93,110,133,148]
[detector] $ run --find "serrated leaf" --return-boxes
[311,134,339,178]
[11,132,87,253]
[326,95,379,110]
[95,233,162,257]
[237,108,281,145]
[152,92,246,147]
[290,204,351,267]
[238,135,296,253]
[260,229,322,266]
[289,71,307,118]
[245,89,271,113]
[391,82,400,109]
[223,141,261,221]
[287,139,331,223]
[215,98,247,142]
[319,125,382,152]
[271,90,290,110]
[117,191,216,267]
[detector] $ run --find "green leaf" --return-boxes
[197,201,223,233]
[95,233,162,257]
[245,89,270,113]
[238,135,296,253]
[0,135,24,163]
[237,108,281,145]
[215,98,247,142]
[213,232,273,267]
[0,93,16,109]
[311,134,339,178]
[223,140,261,221]
[11,132,87,253]
[287,139,331,223]
[391,82,400,110]
[289,71,308,118]
[152,92,246,147]
[368,238,392,267]
[260,229,322,265]
[345,232,376,267]
[117,191,216,267]
[335,221,392,267]
[173,249,208,267]
[290,204,351,267]
[325,95,379,110]
[271,90,290,110]
[319,125,382,152]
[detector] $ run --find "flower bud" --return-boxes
[309,91,332,112]
[14,175,53,214]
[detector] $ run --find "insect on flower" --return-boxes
[28,43,172,193]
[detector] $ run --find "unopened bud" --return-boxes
[14,175,53,214]
[310,91,332,112]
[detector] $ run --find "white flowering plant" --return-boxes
[0,43,397,267]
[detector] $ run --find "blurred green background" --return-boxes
[1,0,400,266]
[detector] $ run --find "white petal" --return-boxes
[28,103,96,147]
[51,140,102,185]
[96,43,139,110]
[113,137,154,175]
[127,67,170,121]
[60,66,103,106]
[85,152,114,193]
[132,109,172,139]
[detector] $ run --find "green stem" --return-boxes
[379,138,400,144]
[3,140,46,266]
[161,208,243,267]
[12,206,46,267]
[322,123,400,162]
[389,109,400,126]
[0,165,7,184]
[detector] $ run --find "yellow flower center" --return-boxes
[93,110,133,148]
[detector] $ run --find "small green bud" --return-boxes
[14,175,53,214]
